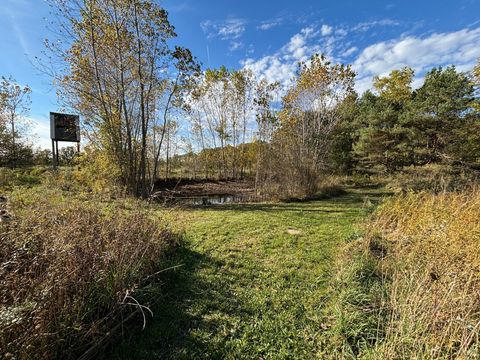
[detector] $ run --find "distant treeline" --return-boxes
[0,0,479,198]
[167,64,480,196]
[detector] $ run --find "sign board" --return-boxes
[50,112,80,142]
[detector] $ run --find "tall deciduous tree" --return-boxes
[46,0,196,197]
[277,54,355,195]
[253,79,279,192]
[0,76,32,167]
[373,67,414,104]
[187,67,258,178]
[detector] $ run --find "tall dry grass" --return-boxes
[330,189,480,359]
[371,190,480,358]
[0,188,179,359]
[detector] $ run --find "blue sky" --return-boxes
[1,0,480,149]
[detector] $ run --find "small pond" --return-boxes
[166,194,250,206]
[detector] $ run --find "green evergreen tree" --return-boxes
[327,93,359,173]
[353,68,415,172]
[407,66,477,165]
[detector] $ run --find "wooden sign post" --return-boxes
[50,112,81,170]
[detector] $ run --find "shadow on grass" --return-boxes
[106,244,246,360]
[105,187,392,359]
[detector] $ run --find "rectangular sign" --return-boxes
[50,112,80,142]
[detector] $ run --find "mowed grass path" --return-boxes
[110,189,383,359]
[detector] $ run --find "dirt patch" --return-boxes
[287,228,302,235]
[153,178,255,199]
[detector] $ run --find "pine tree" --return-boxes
[407,66,476,165]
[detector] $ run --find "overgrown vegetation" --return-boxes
[329,189,480,358]
[1,0,480,358]
[0,186,179,359]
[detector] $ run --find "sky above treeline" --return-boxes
[1,0,480,149]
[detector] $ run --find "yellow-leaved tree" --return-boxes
[44,0,198,197]
[276,54,355,196]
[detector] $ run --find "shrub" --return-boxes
[281,176,348,202]
[0,188,179,359]
[70,146,124,196]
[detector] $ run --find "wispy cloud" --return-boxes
[258,18,283,31]
[219,20,245,39]
[167,2,195,13]
[4,5,30,55]
[352,19,400,32]
[201,18,246,40]
[229,41,244,52]
[257,9,330,32]
[321,24,333,36]
[201,18,247,53]
[341,46,358,58]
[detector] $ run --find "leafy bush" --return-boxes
[281,176,348,202]
[71,146,124,195]
[0,188,179,359]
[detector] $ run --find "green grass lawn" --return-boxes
[108,189,386,359]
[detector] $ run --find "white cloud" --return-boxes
[242,55,294,87]
[258,19,283,31]
[229,41,244,52]
[29,118,51,150]
[241,24,480,97]
[219,19,245,39]
[200,20,213,37]
[353,27,480,93]
[241,19,402,84]
[335,28,348,37]
[352,19,399,32]
[321,24,333,36]
[201,18,246,40]
[301,26,315,37]
[341,46,358,58]
[286,34,306,54]
[324,19,399,40]
[241,27,320,89]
